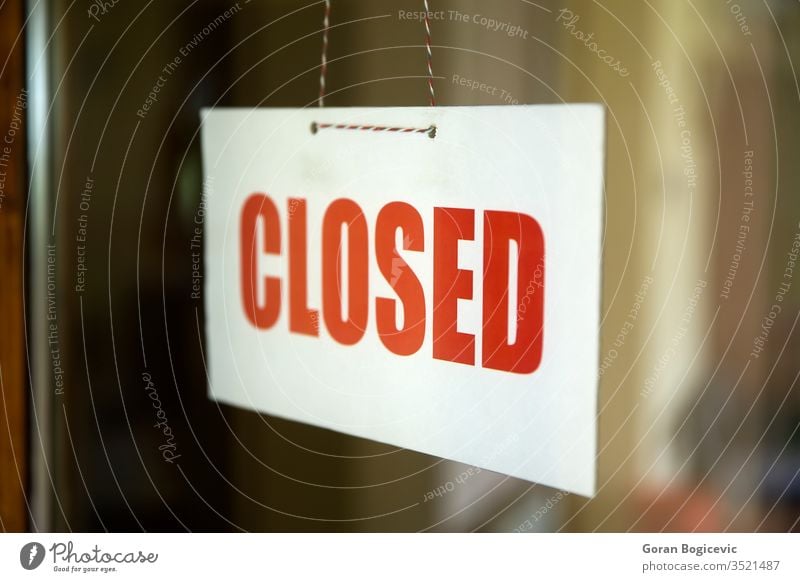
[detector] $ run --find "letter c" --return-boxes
[240,193,281,329]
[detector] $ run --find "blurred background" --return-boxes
[1,0,799,532]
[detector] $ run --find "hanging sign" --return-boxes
[200,105,604,496]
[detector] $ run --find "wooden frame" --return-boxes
[0,0,28,532]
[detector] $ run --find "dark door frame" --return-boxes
[0,0,28,533]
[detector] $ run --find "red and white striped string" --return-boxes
[422,0,436,106]
[311,121,436,138]
[314,1,437,138]
[318,0,331,107]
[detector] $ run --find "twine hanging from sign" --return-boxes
[318,0,331,107]
[313,0,437,138]
[422,0,436,106]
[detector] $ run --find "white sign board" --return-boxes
[200,105,604,497]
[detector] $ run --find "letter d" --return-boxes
[482,211,545,374]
